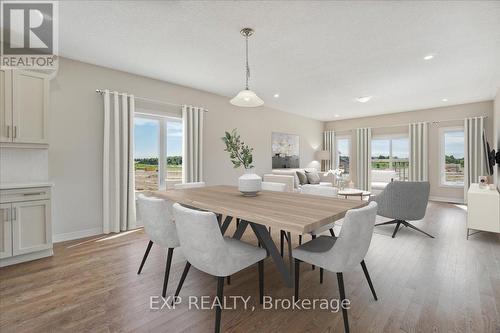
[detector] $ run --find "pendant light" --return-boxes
[230,28,264,107]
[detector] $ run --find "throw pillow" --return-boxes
[296,171,308,185]
[305,170,321,184]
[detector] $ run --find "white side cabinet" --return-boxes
[0,69,49,145]
[467,183,500,239]
[0,186,53,266]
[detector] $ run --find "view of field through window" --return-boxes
[134,116,183,191]
[371,137,409,182]
[442,130,464,186]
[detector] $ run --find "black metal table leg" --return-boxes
[249,222,293,288]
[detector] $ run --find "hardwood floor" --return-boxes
[1,202,499,333]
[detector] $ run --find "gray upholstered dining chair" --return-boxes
[261,181,286,192]
[174,181,206,189]
[172,203,267,333]
[369,181,433,238]
[293,202,379,333]
[136,194,180,297]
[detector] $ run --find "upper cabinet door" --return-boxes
[0,203,13,259]
[12,70,49,144]
[0,69,13,143]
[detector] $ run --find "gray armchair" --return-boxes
[369,181,433,238]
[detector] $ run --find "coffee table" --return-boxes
[338,188,371,200]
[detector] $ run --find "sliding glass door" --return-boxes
[134,114,183,192]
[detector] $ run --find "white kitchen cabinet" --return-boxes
[12,200,51,255]
[0,69,49,145]
[0,203,13,259]
[0,69,13,143]
[0,186,53,266]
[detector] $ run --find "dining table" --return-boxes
[153,185,367,288]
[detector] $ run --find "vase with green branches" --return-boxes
[222,129,261,196]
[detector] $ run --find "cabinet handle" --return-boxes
[13,126,17,139]
[6,125,10,138]
[23,192,44,196]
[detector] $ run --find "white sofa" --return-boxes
[263,168,334,192]
[371,170,397,194]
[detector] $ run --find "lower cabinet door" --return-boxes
[0,203,12,258]
[12,200,51,256]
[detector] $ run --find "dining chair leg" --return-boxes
[298,234,302,245]
[294,259,300,299]
[173,262,191,300]
[280,230,285,257]
[360,260,378,301]
[162,248,174,297]
[258,260,264,304]
[329,228,336,237]
[137,240,153,274]
[227,276,231,285]
[311,235,316,270]
[336,272,350,333]
[215,276,225,333]
[320,267,324,284]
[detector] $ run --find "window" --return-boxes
[440,128,464,187]
[134,114,183,192]
[336,137,350,176]
[371,136,409,182]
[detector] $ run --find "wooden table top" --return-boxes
[153,185,367,234]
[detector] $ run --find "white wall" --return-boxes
[49,58,323,238]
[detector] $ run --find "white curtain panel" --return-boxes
[356,128,372,191]
[323,131,335,171]
[102,90,136,234]
[409,122,429,181]
[182,105,205,183]
[464,117,485,202]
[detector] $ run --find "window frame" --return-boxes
[335,135,351,175]
[439,126,465,188]
[134,110,182,191]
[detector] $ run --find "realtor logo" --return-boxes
[1,1,58,69]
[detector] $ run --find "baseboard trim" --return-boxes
[53,227,103,243]
[0,249,53,267]
[429,196,465,204]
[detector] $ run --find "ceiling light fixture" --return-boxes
[273,93,279,98]
[334,114,340,118]
[423,54,435,60]
[356,96,372,103]
[442,98,448,102]
[230,28,264,107]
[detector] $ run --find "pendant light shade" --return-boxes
[230,28,264,108]
[230,89,264,107]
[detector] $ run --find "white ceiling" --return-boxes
[59,1,500,121]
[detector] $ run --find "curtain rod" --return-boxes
[95,89,208,112]
[332,116,488,132]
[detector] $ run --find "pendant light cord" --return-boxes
[245,35,250,90]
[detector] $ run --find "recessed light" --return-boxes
[273,93,279,98]
[441,98,448,102]
[356,96,372,103]
[334,114,340,118]
[423,54,435,60]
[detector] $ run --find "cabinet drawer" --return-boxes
[0,187,50,203]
